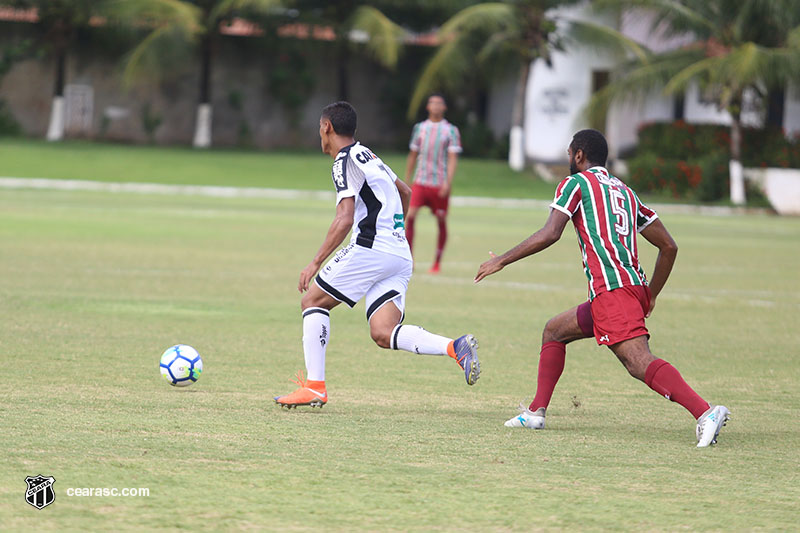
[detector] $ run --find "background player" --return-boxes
[275,102,480,409]
[405,93,462,274]
[474,129,729,448]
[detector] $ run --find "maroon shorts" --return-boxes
[410,183,449,215]
[578,285,651,346]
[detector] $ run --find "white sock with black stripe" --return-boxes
[391,324,451,356]
[302,307,330,381]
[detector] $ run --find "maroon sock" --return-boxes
[529,341,566,411]
[645,359,710,419]
[434,216,447,265]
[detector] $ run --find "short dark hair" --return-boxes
[321,101,357,136]
[428,92,446,104]
[570,129,608,166]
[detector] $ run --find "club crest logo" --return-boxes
[25,475,56,510]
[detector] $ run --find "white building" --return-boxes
[521,5,800,164]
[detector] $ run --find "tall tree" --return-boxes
[122,0,283,148]
[589,0,800,204]
[9,0,124,141]
[288,0,413,101]
[408,0,645,171]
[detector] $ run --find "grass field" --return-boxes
[1,148,799,531]
[0,139,554,199]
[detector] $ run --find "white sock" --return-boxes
[302,308,329,381]
[391,324,451,355]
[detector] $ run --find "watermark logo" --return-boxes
[25,475,56,510]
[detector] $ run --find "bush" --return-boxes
[0,99,21,136]
[628,121,800,201]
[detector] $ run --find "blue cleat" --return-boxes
[449,334,481,385]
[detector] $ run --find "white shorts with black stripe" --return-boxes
[315,243,412,321]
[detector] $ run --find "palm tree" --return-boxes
[289,0,407,101]
[9,0,124,141]
[588,0,800,204]
[408,0,645,171]
[122,0,283,148]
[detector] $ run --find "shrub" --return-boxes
[0,99,21,137]
[628,121,800,201]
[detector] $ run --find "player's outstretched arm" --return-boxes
[405,150,418,185]
[298,197,355,293]
[639,218,678,316]
[440,151,458,197]
[474,210,570,283]
[395,178,412,219]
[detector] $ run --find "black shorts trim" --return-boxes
[315,274,357,308]
[302,307,330,318]
[365,290,400,321]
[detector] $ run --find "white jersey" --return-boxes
[331,142,412,260]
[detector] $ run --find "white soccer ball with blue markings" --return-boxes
[159,345,203,387]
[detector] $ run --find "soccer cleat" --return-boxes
[504,405,546,429]
[448,334,481,385]
[274,370,327,409]
[428,263,441,274]
[696,404,730,447]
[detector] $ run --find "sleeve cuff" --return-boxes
[637,214,659,232]
[549,202,574,217]
[336,192,356,204]
[447,147,463,153]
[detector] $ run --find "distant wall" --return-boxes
[0,23,514,151]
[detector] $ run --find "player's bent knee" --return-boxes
[370,328,392,349]
[541,317,560,343]
[300,291,317,311]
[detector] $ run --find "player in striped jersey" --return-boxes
[274,102,480,410]
[475,129,729,447]
[405,93,462,273]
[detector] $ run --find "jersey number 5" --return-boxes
[609,189,629,236]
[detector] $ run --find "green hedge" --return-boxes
[626,121,800,201]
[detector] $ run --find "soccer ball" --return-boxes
[159,345,203,387]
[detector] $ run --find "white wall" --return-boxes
[785,83,800,138]
[523,4,619,162]
[522,4,799,164]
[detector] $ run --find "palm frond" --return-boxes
[603,0,715,39]
[407,36,475,120]
[208,0,283,25]
[564,19,649,63]
[122,23,195,87]
[438,2,517,40]
[584,47,704,124]
[349,5,406,70]
[787,25,800,49]
[114,0,201,33]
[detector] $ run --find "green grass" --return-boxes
[0,138,554,199]
[1,177,799,531]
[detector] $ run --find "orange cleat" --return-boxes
[428,263,441,274]
[274,370,327,409]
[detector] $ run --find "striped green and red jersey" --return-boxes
[409,119,462,186]
[550,166,658,300]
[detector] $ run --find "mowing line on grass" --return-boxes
[0,176,771,215]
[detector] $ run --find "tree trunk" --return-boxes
[336,37,349,101]
[765,87,785,130]
[193,34,213,148]
[508,60,531,172]
[729,109,746,205]
[46,47,66,141]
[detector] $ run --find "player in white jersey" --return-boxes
[275,102,481,409]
